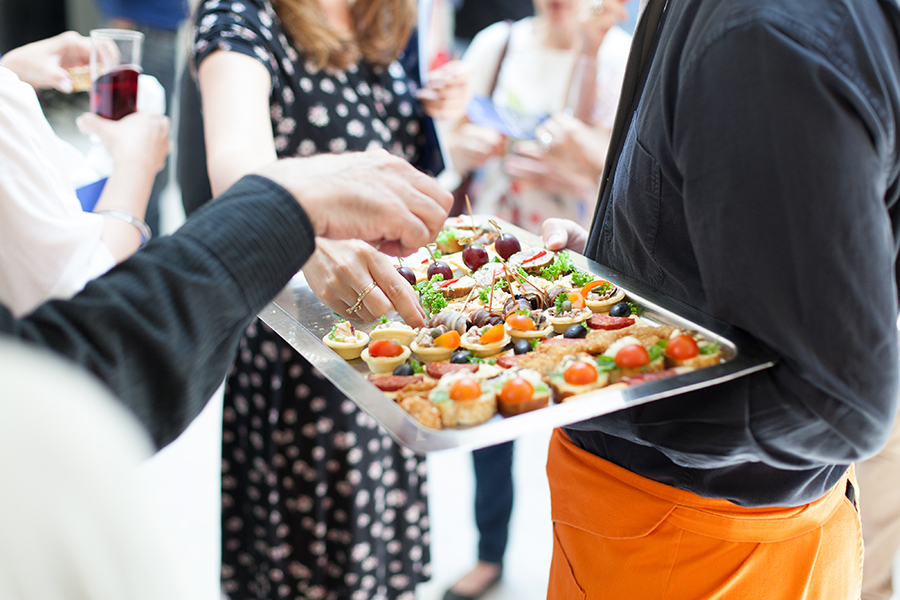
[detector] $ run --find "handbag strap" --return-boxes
[487,21,514,97]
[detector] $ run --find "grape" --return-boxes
[397,266,416,286]
[427,260,453,281]
[462,244,489,271]
[494,233,521,260]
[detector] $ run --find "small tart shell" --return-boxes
[435,391,497,428]
[323,331,369,360]
[410,340,455,363]
[370,326,417,346]
[546,307,594,334]
[360,344,411,374]
[504,320,554,340]
[460,332,511,358]
[586,287,626,313]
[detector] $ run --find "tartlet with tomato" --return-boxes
[583,280,626,313]
[603,336,666,383]
[548,354,613,400]
[323,320,370,360]
[663,332,722,369]
[495,368,551,417]
[429,371,498,427]
[360,339,412,374]
[503,310,554,340]
[410,326,462,362]
[370,319,417,346]
[545,292,593,334]
[460,323,511,357]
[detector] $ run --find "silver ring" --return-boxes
[537,130,553,153]
[347,281,378,315]
[591,0,605,14]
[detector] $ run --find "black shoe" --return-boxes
[441,569,502,600]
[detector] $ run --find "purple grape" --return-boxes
[397,266,416,286]
[462,244,489,271]
[427,260,453,282]
[494,233,521,260]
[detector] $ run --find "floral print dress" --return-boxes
[194,2,430,598]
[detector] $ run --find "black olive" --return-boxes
[514,294,526,300]
[528,296,541,310]
[392,363,414,376]
[451,350,473,364]
[465,320,474,331]
[513,339,533,355]
[564,324,588,339]
[609,302,632,317]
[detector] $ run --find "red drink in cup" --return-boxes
[90,29,143,121]
[90,65,141,120]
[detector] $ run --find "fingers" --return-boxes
[362,250,427,327]
[542,218,589,253]
[75,111,109,137]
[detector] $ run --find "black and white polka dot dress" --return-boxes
[194,2,430,598]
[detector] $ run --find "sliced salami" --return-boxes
[586,314,636,330]
[367,374,424,392]
[424,362,479,379]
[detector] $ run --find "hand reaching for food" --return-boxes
[304,239,427,328]
[257,149,452,257]
[416,60,473,121]
[448,122,507,174]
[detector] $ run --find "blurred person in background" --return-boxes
[440,2,630,599]
[191,0,468,597]
[0,32,170,316]
[453,0,534,54]
[93,0,190,235]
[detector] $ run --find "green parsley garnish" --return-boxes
[379,315,389,324]
[626,301,642,316]
[529,338,540,350]
[328,323,339,340]
[435,229,458,246]
[494,279,509,291]
[571,269,596,288]
[699,340,720,355]
[540,251,574,280]
[554,292,569,312]
[647,340,667,362]
[469,356,497,365]
[478,288,490,303]
[595,355,617,373]
[409,359,425,374]
[414,275,448,317]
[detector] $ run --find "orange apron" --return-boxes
[547,429,862,600]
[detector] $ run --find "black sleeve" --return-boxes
[0,175,315,449]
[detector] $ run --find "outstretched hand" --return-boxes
[257,150,453,257]
[0,31,90,92]
[542,218,589,254]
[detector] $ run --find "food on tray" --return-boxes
[336,228,727,429]
[323,320,369,360]
[370,317,417,346]
[429,371,498,427]
[396,265,417,286]
[360,339,411,374]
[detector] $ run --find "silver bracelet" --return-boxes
[96,209,152,246]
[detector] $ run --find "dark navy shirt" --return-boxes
[570,0,900,507]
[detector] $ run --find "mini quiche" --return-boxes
[460,323,511,357]
[428,371,497,428]
[410,325,461,362]
[663,331,723,369]
[582,280,626,313]
[370,319,417,346]
[545,292,593,334]
[603,335,665,383]
[495,367,551,417]
[323,320,369,360]
[503,310,554,340]
[548,354,612,401]
[360,339,411,374]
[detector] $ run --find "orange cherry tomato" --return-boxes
[580,280,608,298]
[479,323,506,344]
[500,377,534,405]
[449,377,483,402]
[614,344,650,368]
[506,313,536,331]
[563,361,598,385]
[666,335,699,360]
[434,330,462,349]
[567,292,585,310]
[368,339,404,357]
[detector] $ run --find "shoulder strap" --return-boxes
[487,20,514,96]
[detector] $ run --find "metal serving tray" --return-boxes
[259,220,778,454]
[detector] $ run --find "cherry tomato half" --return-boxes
[506,313,536,331]
[434,330,462,349]
[500,377,535,405]
[368,339,404,357]
[666,335,699,360]
[449,377,483,402]
[479,323,506,344]
[614,344,650,369]
[563,361,598,385]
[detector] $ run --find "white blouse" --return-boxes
[0,67,114,316]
